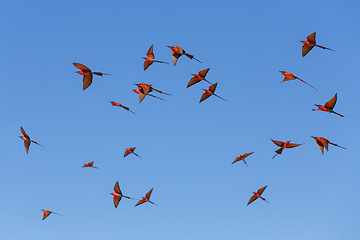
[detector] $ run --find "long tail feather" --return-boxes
[298,78,318,90]
[328,141,347,150]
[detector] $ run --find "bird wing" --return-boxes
[73,63,90,70]
[199,93,211,103]
[307,32,316,44]
[257,186,267,195]
[172,52,181,66]
[129,147,136,152]
[232,157,241,164]
[124,150,131,157]
[285,143,302,148]
[271,139,284,147]
[315,140,325,154]
[145,188,153,199]
[282,74,296,81]
[320,138,329,151]
[83,74,93,90]
[247,195,258,205]
[144,61,153,70]
[199,68,210,78]
[209,83,218,93]
[20,127,29,139]
[302,45,314,57]
[187,77,201,88]
[114,181,121,194]
[113,196,121,208]
[42,211,51,220]
[24,140,30,153]
[88,161,94,167]
[140,83,151,95]
[146,45,154,59]
[135,199,147,207]
[324,93,337,110]
[139,92,146,103]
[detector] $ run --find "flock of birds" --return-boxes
[19,32,347,220]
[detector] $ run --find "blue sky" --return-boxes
[0,1,359,239]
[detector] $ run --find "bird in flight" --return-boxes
[232,152,254,167]
[312,93,344,117]
[279,71,317,90]
[41,209,62,220]
[311,136,347,154]
[82,161,99,169]
[247,186,268,205]
[73,63,110,90]
[167,45,201,66]
[132,89,165,103]
[124,147,141,158]
[143,45,169,70]
[300,32,334,57]
[19,127,43,153]
[199,83,227,103]
[110,181,136,208]
[187,68,212,88]
[134,83,170,103]
[135,188,158,207]
[109,101,135,114]
[271,139,302,159]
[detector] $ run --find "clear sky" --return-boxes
[0,1,359,239]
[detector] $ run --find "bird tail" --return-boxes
[333,111,344,117]
[316,45,334,51]
[328,141,347,150]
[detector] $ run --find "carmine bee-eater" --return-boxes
[124,147,141,158]
[167,45,201,66]
[82,161,99,169]
[110,181,136,208]
[232,152,254,167]
[19,127,43,154]
[109,101,135,114]
[300,32,334,57]
[41,209,62,220]
[187,68,212,88]
[247,186,268,205]
[132,89,165,103]
[279,71,317,90]
[134,83,170,103]
[135,188,158,207]
[312,93,344,117]
[311,136,347,154]
[73,63,111,90]
[143,45,169,70]
[271,139,302,159]
[199,83,227,103]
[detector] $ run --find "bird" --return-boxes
[232,152,254,166]
[135,188,158,207]
[124,147,141,158]
[300,32,334,57]
[199,83,227,103]
[143,45,169,70]
[312,93,344,117]
[167,45,201,66]
[134,83,170,103]
[187,68,212,88]
[271,139,302,159]
[109,101,135,114]
[73,63,110,90]
[82,161,99,169]
[132,89,165,103]
[41,209,62,220]
[110,181,136,208]
[279,71,317,90]
[19,127,43,154]
[247,186,268,205]
[311,136,347,154]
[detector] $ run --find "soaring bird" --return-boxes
[271,139,302,159]
[134,83,170,103]
[247,186,268,205]
[167,45,201,66]
[300,32,334,57]
[73,63,110,90]
[311,136,347,154]
[110,182,136,208]
[279,71,317,90]
[124,147,141,158]
[232,152,254,167]
[143,45,169,70]
[199,83,227,103]
[187,68,211,88]
[109,101,135,114]
[132,89,165,103]
[19,127,43,153]
[312,93,344,117]
[41,209,62,220]
[82,161,99,169]
[135,188,158,207]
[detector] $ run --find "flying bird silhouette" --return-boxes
[109,101,135,114]
[300,32,334,57]
[134,83,170,103]
[41,209,62,220]
[199,83,227,103]
[312,93,344,117]
[232,152,254,167]
[132,89,165,103]
[143,45,169,70]
[110,181,136,208]
[135,188,158,207]
[271,139,302,159]
[124,147,141,158]
[279,71,317,90]
[248,186,268,205]
[19,127,43,153]
[167,45,201,66]
[311,136,347,154]
[82,161,99,169]
[187,68,212,88]
[73,63,110,90]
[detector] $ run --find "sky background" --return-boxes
[0,0,359,239]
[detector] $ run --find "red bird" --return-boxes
[134,83,170,103]
[279,71,317,90]
[312,93,344,117]
[300,32,334,57]
[311,136,347,154]
[199,83,227,103]
[187,68,212,88]
[167,45,201,66]
[41,209,62,220]
[132,89,164,103]
[19,127,43,153]
[110,182,136,208]
[143,45,169,70]
[271,139,302,159]
[124,147,141,158]
[73,63,110,90]
[232,152,254,167]
[109,101,135,114]
[247,186,268,205]
[82,161,99,169]
[135,188,158,207]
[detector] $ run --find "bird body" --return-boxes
[135,188,158,207]
[271,139,302,158]
[232,152,254,166]
[109,101,135,114]
[110,182,135,208]
[313,93,344,117]
[124,147,141,158]
[73,63,110,90]
[41,209,62,220]
[247,186,268,205]
[167,45,201,66]
[279,71,317,90]
[143,45,169,70]
[300,32,334,57]
[19,127,43,153]
[82,161,99,169]
[200,83,227,103]
[187,68,211,88]
[311,136,347,154]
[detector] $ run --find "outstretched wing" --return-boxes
[307,32,316,44]
[198,68,210,78]
[114,181,121,194]
[146,45,155,59]
[187,77,201,88]
[285,143,302,148]
[257,186,267,195]
[73,63,90,70]
[209,83,218,93]
[21,127,29,139]
[243,152,254,158]
[271,139,284,147]
[83,75,93,90]
[145,188,153,199]
[302,45,314,57]
[247,195,258,205]
[199,93,211,103]
[144,61,153,70]
[135,199,147,207]
[113,196,121,208]
[324,93,337,110]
